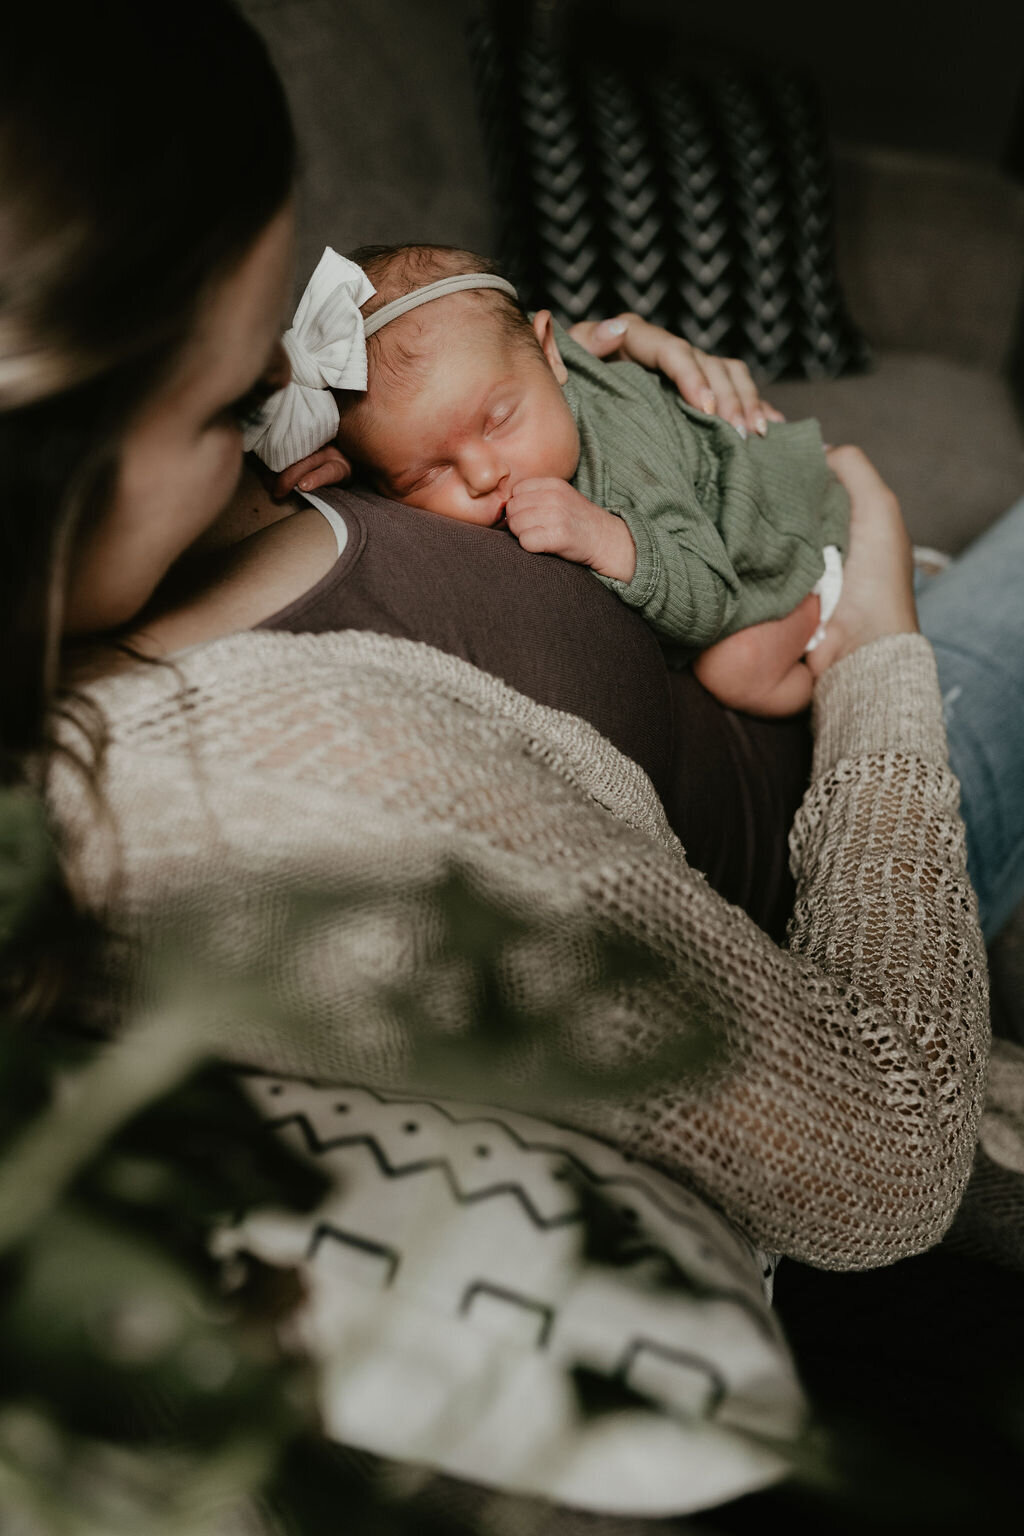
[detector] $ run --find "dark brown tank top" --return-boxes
[259,487,811,940]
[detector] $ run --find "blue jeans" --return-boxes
[917,495,1024,942]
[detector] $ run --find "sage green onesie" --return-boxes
[556,323,849,664]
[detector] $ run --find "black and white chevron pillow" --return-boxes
[466,7,870,382]
[215,1075,803,1517]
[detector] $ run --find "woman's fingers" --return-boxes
[567,317,629,357]
[805,446,918,677]
[694,355,742,432]
[725,358,778,436]
[272,444,352,500]
[696,354,773,438]
[651,339,720,417]
[826,445,905,537]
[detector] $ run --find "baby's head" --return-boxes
[335,244,580,527]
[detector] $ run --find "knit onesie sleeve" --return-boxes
[52,629,987,1271]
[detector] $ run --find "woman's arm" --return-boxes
[605,452,985,1264]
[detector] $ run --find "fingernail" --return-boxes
[755,414,768,437]
[732,419,748,440]
[298,476,312,490]
[701,390,717,415]
[601,318,628,336]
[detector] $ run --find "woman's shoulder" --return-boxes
[90,507,344,667]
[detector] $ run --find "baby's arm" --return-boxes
[692,593,821,717]
[504,478,636,580]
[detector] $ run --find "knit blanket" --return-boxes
[50,627,989,1271]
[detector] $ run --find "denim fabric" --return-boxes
[918,495,1024,942]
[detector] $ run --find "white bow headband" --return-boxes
[244,247,519,473]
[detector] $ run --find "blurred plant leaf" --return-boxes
[0,1204,307,1444]
[0,1007,209,1254]
[0,791,56,950]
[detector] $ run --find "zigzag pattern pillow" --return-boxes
[467,8,871,381]
[216,1075,804,1516]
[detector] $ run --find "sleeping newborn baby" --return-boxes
[248,243,849,716]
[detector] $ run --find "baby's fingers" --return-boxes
[513,522,563,555]
[273,444,351,500]
[510,477,569,498]
[505,507,564,554]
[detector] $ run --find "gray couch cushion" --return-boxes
[769,353,1024,553]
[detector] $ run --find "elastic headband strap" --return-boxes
[362,273,519,337]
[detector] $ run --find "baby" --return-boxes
[249,243,849,716]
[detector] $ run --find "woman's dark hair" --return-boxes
[0,0,296,1019]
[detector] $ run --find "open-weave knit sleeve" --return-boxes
[53,628,988,1271]
[602,636,988,1267]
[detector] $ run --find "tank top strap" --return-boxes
[300,489,348,557]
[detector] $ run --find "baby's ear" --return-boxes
[532,309,568,384]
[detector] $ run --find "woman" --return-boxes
[0,0,1000,1274]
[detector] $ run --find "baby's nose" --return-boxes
[462,442,508,495]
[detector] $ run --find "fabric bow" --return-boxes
[244,247,375,473]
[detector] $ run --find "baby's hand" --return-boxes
[504,479,636,582]
[270,443,352,500]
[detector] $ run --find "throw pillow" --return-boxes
[214,1074,806,1517]
[466,2,871,381]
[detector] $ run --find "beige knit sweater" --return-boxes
[50,627,989,1271]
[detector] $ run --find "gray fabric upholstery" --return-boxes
[768,354,1024,554]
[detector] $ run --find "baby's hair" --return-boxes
[343,242,538,401]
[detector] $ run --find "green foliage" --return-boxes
[0,1011,328,1533]
[0,792,53,950]
[0,788,327,1532]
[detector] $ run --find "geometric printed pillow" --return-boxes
[214,1075,806,1518]
[466,1,871,382]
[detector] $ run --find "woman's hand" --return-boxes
[804,446,919,679]
[568,314,785,439]
[271,442,352,501]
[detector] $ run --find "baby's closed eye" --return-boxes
[390,463,446,496]
[485,403,517,433]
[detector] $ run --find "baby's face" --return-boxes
[343,306,581,527]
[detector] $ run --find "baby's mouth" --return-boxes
[492,503,509,528]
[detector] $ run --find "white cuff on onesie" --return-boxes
[804,544,843,654]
